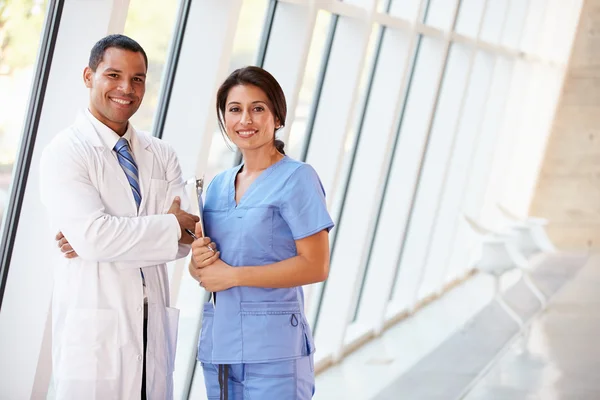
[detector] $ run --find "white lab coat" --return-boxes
[39,111,190,400]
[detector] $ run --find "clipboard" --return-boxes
[185,176,215,305]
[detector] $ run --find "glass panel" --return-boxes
[123,0,180,132]
[424,0,460,31]
[0,0,48,233]
[388,0,423,21]
[519,0,547,54]
[329,23,380,232]
[479,0,509,44]
[500,0,530,49]
[313,30,418,355]
[228,0,269,71]
[396,42,473,306]
[346,25,413,324]
[286,9,332,161]
[426,50,495,288]
[464,57,514,219]
[377,0,388,12]
[383,35,447,309]
[454,0,486,37]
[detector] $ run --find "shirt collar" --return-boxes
[85,108,134,151]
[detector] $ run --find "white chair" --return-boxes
[463,215,547,328]
[497,203,556,256]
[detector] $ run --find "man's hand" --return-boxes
[167,196,200,244]
[55,231,78,259]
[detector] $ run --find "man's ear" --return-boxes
[83,66,93,88]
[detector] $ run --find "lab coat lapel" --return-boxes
[132,129,154,214]
[73,111,133,200]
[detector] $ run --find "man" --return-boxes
[39,34,198,400]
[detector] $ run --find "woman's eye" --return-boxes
[108,74,118,78]
[253,106,264,112]
[229,107,240,112]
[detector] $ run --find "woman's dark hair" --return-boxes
[89,34,148,72]
[216,66,287,154]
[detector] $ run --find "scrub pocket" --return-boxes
[240,301,308,362]
[197,302,215,361]
[239,206,273,259]
[56,309,119,380]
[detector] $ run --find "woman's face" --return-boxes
[224,84,280,152]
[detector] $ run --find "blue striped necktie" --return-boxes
[114,137,146,288]
[114,138,142,210]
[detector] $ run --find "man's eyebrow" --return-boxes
[104,68,146,77]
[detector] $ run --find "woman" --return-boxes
[190,66,333,399]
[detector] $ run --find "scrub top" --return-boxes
[197,156,334,364]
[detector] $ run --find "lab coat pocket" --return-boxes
[197,302,214,361]
[240,301,306,362]
[165,307,180,373]
[147,179,168,214]
[56,309,119,380]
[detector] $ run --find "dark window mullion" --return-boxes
[152,0,193,139]
[298,14,339,162]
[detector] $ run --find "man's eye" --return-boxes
[133,77,144,83]
[108,74,118,78]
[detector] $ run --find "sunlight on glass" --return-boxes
[286,10,332,161]
[388,0,423,21]
[330,24,380,223]
[123,0,180,132]
[0,0,47,233]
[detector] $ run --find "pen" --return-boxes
[185,228,215,253]
[185,228,198,240]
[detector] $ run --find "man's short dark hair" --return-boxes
[88,34,148,71]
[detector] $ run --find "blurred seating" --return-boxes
[463,214,549,328]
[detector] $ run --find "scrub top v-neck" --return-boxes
[197,156,334,364]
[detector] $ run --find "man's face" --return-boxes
[83,47,146,135]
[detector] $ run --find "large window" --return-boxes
[0,0,47,239]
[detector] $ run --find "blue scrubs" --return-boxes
[198,156,334,399]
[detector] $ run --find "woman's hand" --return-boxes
[191,236,220,268]
[55,231,78,259]
[195,259,237,292]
